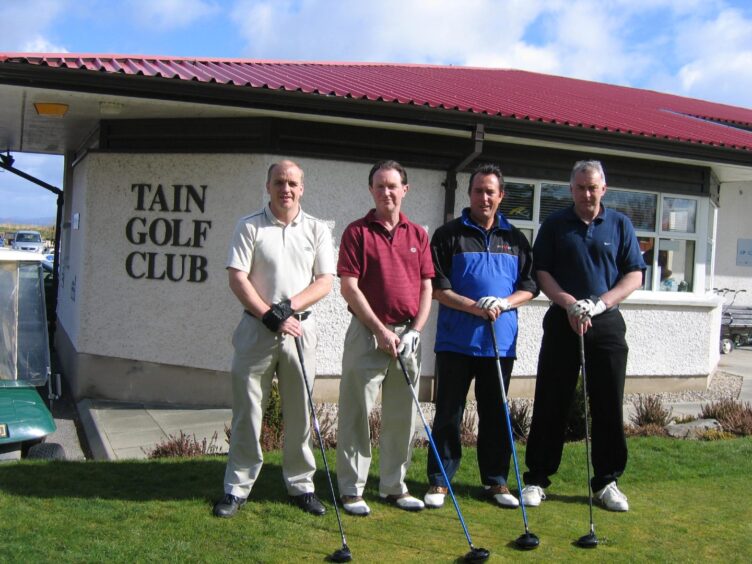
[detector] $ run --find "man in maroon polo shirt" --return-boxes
[335,160,435,516]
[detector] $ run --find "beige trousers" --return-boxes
[336,316,421,497]
[223,313,317,498]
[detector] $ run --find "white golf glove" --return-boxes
[475,296,511,311]
[567,298,607,320]
[397,329,421,357]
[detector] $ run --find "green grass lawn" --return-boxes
[2,437,752,563]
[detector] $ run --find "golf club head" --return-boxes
[464,547,490,562]
[328,546,352,562]
[576,532,598,549]
[514,532,540,550]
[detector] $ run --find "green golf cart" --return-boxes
[0,249,65,460]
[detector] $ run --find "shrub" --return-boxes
[624,423,668,438]
[260,381,285,451]
[630,395,673,427]
[701,399,752,436]
[146,431,221,458]
[673,414,697,424]
[509,400,530,443]
[314,404,337,449]
[369,407,382,447]
[460,409,477,446]
[564,376,587,442]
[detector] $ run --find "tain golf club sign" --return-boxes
[125,183,212,282]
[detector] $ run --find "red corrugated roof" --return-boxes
[3,53,752,151]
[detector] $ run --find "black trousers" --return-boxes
[427,351,514,488]
[523,306,628,492]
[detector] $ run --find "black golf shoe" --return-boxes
[290,492,326,516]
[213,493,247,518]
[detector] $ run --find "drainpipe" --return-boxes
[443,124,485,223]
[0,153,64,340]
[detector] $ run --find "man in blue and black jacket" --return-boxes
[424,163,537,510]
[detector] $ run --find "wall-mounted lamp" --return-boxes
[99,101,124,116]
[34,102,69,117]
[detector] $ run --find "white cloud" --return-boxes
[127,0,220,30]
[0,0,68,52]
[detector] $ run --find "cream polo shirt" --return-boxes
[226,205,336,305]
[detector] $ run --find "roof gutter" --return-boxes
[444,124,484,223]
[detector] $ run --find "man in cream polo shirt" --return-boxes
[213,159,336,518]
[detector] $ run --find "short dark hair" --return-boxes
[468,163,504,194]
[368,160,408,186]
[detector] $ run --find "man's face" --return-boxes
[469,173,503,226]
[570,168,606,219]
[267,163,304,215]
[369,167,407,215]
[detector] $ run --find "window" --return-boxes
[502,176,708,294]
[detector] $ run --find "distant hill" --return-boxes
[0,216,56,226]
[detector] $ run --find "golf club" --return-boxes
[488,321,540,550]
[575,330,598,549]
[294,335,352,563]
[395,353,490,563]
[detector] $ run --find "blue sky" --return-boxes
[2,0,752,221]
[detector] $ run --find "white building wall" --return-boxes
[57,151,721,401]
[714,181,752,306]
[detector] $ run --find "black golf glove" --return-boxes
[262,299,294,332]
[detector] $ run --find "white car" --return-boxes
[11,230,45,253]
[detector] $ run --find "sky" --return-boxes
[2,0,752,221]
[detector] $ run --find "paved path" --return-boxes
[76,346,752,461]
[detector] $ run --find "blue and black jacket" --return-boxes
[431,208,538,357]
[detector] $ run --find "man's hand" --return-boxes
[397,329,421,357]
[475,296,511,312]
[261,299,295,332]
[567,297,607,320]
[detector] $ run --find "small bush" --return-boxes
[261,382,285,451]
[314,404,337,449]
[699,429,735,441]
[460,409,477,446]
[624,423,668,438]
[701,399,752,436]
[564,376,588,442]
[146,431,221,458]
[509,400,530,443]
[673,414,697,424]
[631,395,673,427]
[369,407,382,447]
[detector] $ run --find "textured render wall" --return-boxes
[68,152,718,396]
[70,153,446,377]
[714,181,752,306]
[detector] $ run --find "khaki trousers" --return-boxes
[223,313,317,498]
[336,316,421,497]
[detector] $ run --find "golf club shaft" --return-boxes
[488,322,533,532]
[294,336,349,550]
[395,353,478,551]
[579,331,595,534]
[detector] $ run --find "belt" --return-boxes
[245,310,311,321]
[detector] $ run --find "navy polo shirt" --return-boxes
[533,205,645,300]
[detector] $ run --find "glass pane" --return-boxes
[638,237,656,290]
[0,262,19,380]
[540,183,571,223]
[662,197,697,233]
[16,262,50,383]
[658,239,695,292]
[500,182,534,220]
[603,189,657,231]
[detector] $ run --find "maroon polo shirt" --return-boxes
[338,209,435,325]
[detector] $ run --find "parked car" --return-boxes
[11,230,45,253]
[0,250,65,460]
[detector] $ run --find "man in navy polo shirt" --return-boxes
[521,160,645,512]
[336,160,435,516]
[425,163,537,510]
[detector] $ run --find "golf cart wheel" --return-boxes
[26,442,66,460]
[720,338,734,355]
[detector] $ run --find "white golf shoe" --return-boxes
[521,485,546,507]
[341,495,371,516]
[485,484,519,508]
[380,492,425,511]
[595,482,629,512]
[424,485,448,508]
